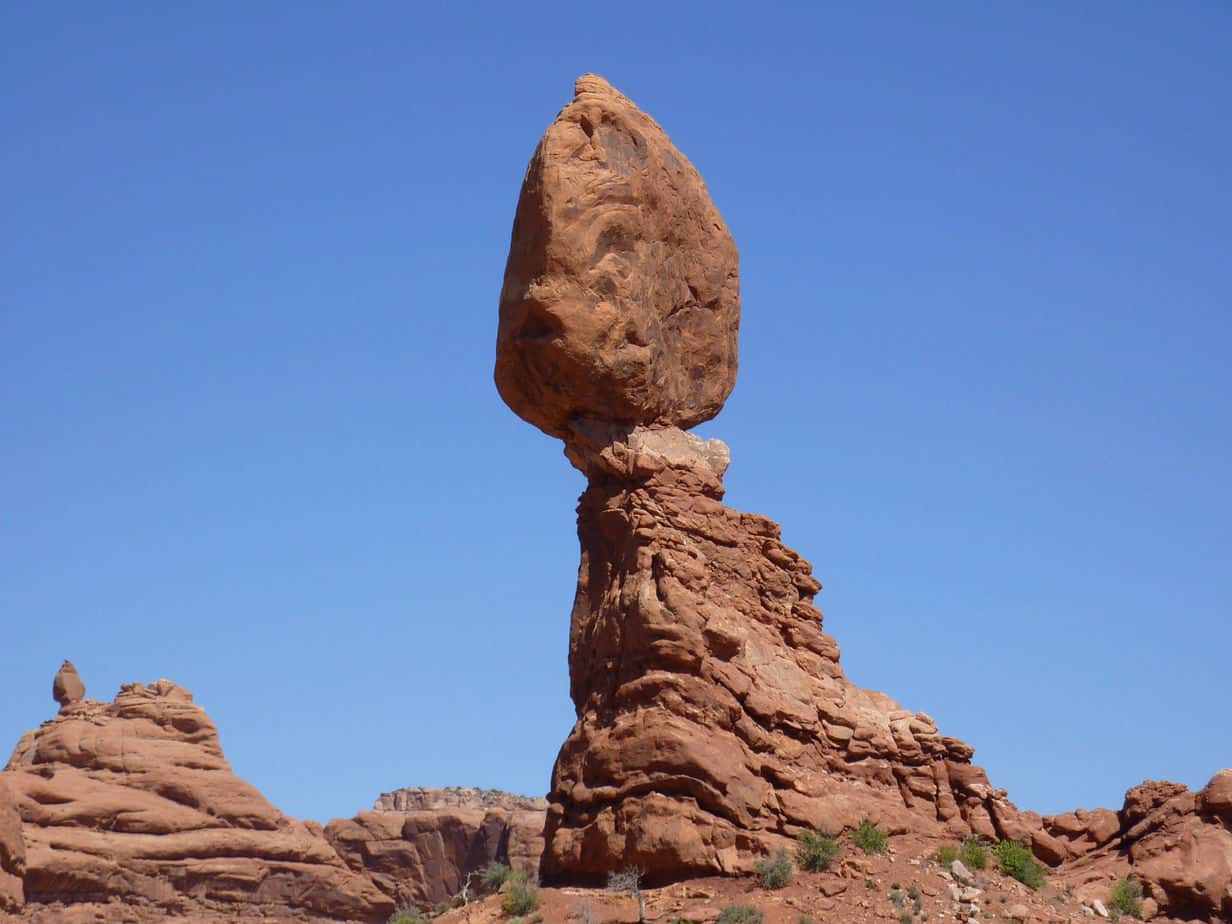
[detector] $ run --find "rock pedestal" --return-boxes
[539,424,1032,881]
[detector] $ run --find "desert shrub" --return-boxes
[992,840,1046,890]
[387,907,427,924]
[908,884,922,913]
[852,818,888,855]
[716,906,764,924]
[753,848,792,889]
[799,916,818,924]
[796,829,841,871]
[607,866,646,921]
[1109,877,1143,917]
[931,844,959,864]
[479,861,513,893]
[501,869,541,916]
[899,914,914,924]
[959,835,988,870]
[607,867,642,892]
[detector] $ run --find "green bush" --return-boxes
[716,907,764,924]
[501,870,541,916]
[992,840,1046,890]
[796,829,841,872]
[753,848,792,889]
[387,907,427,924]
[1109,877,1143,917]
[480,861,513,893]
[931,844,959,864]
[852,818,888,855]
[959,835,988,870]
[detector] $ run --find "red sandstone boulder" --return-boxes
[1199,769,1232,824]
[495,74,740,440]
[3,671,391,921]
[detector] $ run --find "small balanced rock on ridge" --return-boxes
[51,659,85,711]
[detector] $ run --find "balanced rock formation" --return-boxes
[497,76,1043,884]
[1051,771,1232,921]
[51,660,85,712]
[326,788,546,908]
[496,74,739,440]
[2,668,391,922]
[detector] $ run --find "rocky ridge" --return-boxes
[1,670,391,922]
[374,787,547,814]
[1050,773,1232,920]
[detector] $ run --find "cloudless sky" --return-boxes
[3,3,1229,824]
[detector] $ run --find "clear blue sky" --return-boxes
[3,3,1228,824]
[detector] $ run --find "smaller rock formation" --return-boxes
[3,665,391,921]
[327,788,546,909]
[51,660,85,712]
[0,776,24,912]
[1050,770,1232,921]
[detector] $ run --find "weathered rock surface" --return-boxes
[0,775,25,912]
[1050,771,1232,921]
[326,789,546,908]
[495,74,740,440]
[2,672,391,921]
[535,422,1045,881]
